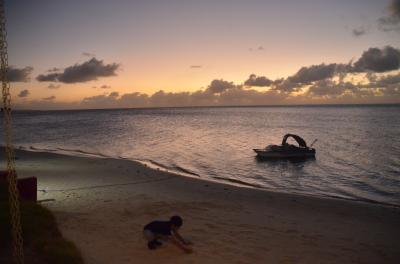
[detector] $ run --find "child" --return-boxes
[143,215,193,253]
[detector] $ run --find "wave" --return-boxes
[56,147,109,158]
[10,144,115,160]
[212,176,264,188]
[12,144,201,179]
[141,159,200,177]
[170,164,200,177]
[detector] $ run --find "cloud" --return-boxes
[390,0,400,17]
[109,91,119,97]
[289,63,341,84]
[365,72,378,82]
[217,87,286,106]
[81,92,119,108]
[90,84,111,89]
[43,96,56,101]
[260,46,400,94]
[352,46,400,73]
[48,84,60,89]
[206,79,236,94]
[249,45,265,52]
[244,74,273,87]
[36,73,61,82]
[82,52,96,57]
[149,90,194,107]
[269,63,351,93]
[361,72,400,88]
[18,89,29,98]
[272,79,300,93]
[119,92,150,108]
[352,27,366,37]
[379,15,400,32]
[305,74,400,99]
[375,72,400,86]
[190,65,202,69]
[276,46,399,78]
[14,72,400,110]
[7,66,33,82]
[47,67,60,72]
[378,0,400,32]
[14,45,400,110]
[76,78,291,109]
[307,79,357,97]
[36,57,119,83]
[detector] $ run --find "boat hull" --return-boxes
[253,148,315,159]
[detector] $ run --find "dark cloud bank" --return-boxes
[7,66,33,82]
[378,0,400,32]
[244,74,273,87]
[37,57,119,83]
[78,46,400,109]
[352,46,400,72]
[17,46,400,110]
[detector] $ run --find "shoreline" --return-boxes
[1,147,400,263]
[8,145,400,209]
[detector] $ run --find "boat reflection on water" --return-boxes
[255,154,316,164]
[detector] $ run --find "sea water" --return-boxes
[2,105,400,206]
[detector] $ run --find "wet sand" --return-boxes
[3,148,400,263]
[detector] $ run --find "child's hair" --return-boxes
[170,215,183,227]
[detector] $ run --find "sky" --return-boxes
[5,0,400,109]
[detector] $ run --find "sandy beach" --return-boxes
[3,148,400,264]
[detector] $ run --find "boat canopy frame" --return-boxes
[281,134,308,148]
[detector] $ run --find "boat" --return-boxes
[253,134,316,159]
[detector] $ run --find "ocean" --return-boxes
[2,105,400,206]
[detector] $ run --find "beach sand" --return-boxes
[3,148,400,263]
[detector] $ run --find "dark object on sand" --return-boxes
[0,171,37,202]
[253,134,316,159]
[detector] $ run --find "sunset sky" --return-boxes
[6,0,400,109]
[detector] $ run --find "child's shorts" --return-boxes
[143,229,169,242]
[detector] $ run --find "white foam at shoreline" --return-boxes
[3,145,399,208]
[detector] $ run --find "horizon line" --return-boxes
[10,102,400,112]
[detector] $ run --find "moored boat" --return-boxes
[253,134,316,159]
